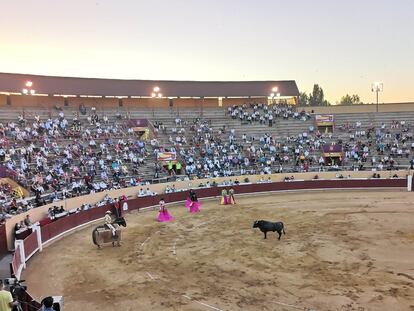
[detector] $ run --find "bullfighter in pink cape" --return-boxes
[186,190,201,213]
[157,198,174,222]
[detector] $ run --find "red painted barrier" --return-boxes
[15,228,32,240]
[38,206,109,243]
[11,244,21,277]
[0,224,8,257]
[23,232,38,259]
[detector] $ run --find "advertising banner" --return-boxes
[157,152,177,161]
[315,114,334,126]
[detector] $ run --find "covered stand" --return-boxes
[322,144,343,167]
[126,119,151,140]
[315,114,335,134]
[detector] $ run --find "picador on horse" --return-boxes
[92,210,127,248]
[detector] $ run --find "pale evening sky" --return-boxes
[0,0,413,103]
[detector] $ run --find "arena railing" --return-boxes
[10,246,42,311]
[12,225,41,280]
[11,243,22,279]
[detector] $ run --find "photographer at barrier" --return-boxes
[0,279,19,311]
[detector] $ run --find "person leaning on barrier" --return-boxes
[0,280,18,311]
[14,222,21,234]
[24,215,32,227]
[104,211,117,237]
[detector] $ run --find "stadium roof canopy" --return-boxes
[0,72,299,98]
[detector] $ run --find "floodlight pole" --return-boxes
[151,86,162,118]
[372,82,383,113]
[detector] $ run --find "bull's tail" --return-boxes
[282,224,286,235]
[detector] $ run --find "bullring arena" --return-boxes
[1,73,414,311]
[22,189,414,311]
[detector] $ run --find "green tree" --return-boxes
[298,92,309,106]
[351,94,362,104]
[339,94,362,105]
[308,84,330,106]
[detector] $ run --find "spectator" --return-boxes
[121,198,128,212]
[24,215,32,227]
[40,296,55,311]
[0,279,18,310]
[137,188,145,197]
[176,162,182,175]
[14,222,21,233]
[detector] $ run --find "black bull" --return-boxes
[253,220,286,240]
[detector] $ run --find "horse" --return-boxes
[92,217,127,248]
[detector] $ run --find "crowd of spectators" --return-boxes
[1,104,414,221]
[161,108,320,178]
[0,108,163,219]
[159,104,413,181]
[337,120,413,171]
[228,102,311,126]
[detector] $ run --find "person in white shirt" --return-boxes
[122,199,128,212]
[138,188,145,197]
[104,211,116,237]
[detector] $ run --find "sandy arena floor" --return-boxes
[23,190,414,311]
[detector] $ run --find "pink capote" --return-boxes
[189,201,201,213]
[185,198,192,209]
[186,197,201,213]
[157,207,174,222]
